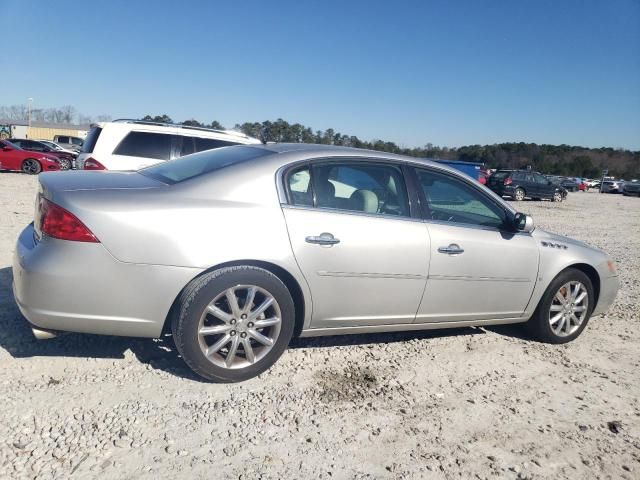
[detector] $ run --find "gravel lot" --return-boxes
[1,172,638,479]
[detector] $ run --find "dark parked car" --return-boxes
[623,180,640,196]
[552,177,580,192]
[8,139,73,170]
[487,170,567,202]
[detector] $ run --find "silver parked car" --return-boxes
[13,144,620,382]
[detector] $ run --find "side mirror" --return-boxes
[2,146,12,151]
[514,212,534,233]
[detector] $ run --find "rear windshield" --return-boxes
[139,146,271,184]
[81,127,102,154]
[491,171,510,179]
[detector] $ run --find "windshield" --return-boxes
[41,141,60,150]
[139,146,272,184]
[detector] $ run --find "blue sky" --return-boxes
[3,0,639,149]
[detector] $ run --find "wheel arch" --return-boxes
[163,260,307,338]
[567,263,601,308]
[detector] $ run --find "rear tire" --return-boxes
[553,191,563,202]
[527,268,594,344]
[21,159,42,175]
[172,266,295,382]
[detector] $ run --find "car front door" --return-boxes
[281,160,430,329]
[533,173,554,198]
[412,167,539,322]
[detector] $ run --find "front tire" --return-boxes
[527,268,594,344]
[21,159,42,174]
[172,266,295,382]
[514,187,525,201]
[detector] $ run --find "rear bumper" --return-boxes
[12,223,200,338]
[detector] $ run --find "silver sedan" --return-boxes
[13,144,620,382]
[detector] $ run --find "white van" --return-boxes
[76,119,261,171]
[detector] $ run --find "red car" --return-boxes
[0,140,61,174]
[8,138,74,170]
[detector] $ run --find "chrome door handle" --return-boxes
[438,243,464,255]
[305,232,340,246]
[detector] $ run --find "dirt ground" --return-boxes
[1,172,638,479]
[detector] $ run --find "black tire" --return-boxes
[171,266,295,382]
[21,158,42,175]
[526,268,594,344]
[514,187,525,201]
[552,191,563,202]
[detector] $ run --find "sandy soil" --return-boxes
[0,172,638,479]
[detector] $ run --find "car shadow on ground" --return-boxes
[1,266,489,382]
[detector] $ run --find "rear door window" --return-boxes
[57,136,69,143]
[113,131,172,160]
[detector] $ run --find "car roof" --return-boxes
[247,142,445,169]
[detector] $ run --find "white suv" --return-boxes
[76,119,261,171]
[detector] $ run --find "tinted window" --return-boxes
[492,171,510,180]
[71,137,83,145]
[512,172,525,181]
[180,136,196,156]
[287,166,313,206]
[311,162,409,216]
[195,137,238,152]
[416,168,506,228]
[140,146,271,183]
[533,173,549,184]
[57,136,69,143]
[81,127,102,153]
[113,131,172,160]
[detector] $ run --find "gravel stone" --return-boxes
[0,176,639,479]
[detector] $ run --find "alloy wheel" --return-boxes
[58,158,71,170]
[197,285,282,369]
[553,192,562,202]
[22,159,40,174]
[549,281,588,337]
[515,189,525,201]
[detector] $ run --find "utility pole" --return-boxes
[27,98,33,137]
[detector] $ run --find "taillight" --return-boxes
[84,157,106,170]
[39,198,99,242]
[503,177,513,185]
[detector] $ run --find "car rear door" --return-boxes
[281,159,430,329]
[412,166,539,322]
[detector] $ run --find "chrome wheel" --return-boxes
[197,285,282,369]
[553,191,562,202]
[514,188,525,201]
[21,159,41,174]
[58,158,71,170]
[549,281,588,337]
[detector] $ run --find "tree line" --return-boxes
[4,104,636,178]
[0,104,111,125]
[141,115,639,179]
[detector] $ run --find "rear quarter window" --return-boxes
[194,137,238,152]
[113,131,172,160]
